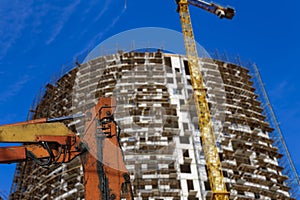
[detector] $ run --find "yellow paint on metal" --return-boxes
[0,122,72,143]
[177,0,229,199]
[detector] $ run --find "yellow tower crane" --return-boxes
[175,0,235,199]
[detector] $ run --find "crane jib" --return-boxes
[178,0,235,20]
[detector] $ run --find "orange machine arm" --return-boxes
[0,119,81,165]
[81,97,133,200]
[0,97,133,200]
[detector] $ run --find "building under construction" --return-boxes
[8,50,299,200]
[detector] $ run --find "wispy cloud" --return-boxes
[0,1,33,60]
[94,0,112,22]
[74,0,113,40]
[95,7,126,41]
[0,75,30,104]
[79,0,98,19]
[269,80,294,99]
[46,0,81,45]
[273,80,288,92]
[78,7,126,57]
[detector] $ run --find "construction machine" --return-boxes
[0,1,235,199]
[0,97,133,200]
[175,0,235,199]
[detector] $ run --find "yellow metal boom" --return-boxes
[0,122,73,142]
[176,0,235,199]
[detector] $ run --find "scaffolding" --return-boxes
[27,51,89,120]
[250,63,300,199]
[212,50,300,199]
[9,50,298,200]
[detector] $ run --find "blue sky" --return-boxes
[0,0,299,196]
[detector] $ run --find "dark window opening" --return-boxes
[183,122,189,130]
[183,150,189,157]
[184,60,190,75]
[219,153,224,161]
[180,164,191,173]
[187,180,194,190]
[208,102,212,110]
[164,57,172,67]
[204,181,211,190]
[188,197,198,200]
[180,136,190,144]
[180,99,185,106]
[170,183,178,189]
[169,162,175,169]
[204,165,209,176]
[138,184,145,189]
[225,183,231,191]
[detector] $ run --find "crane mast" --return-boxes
[176,0,235,199]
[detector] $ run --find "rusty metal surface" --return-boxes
[0,122,73,143]
[0,147,26,164]
[81,97,133,200]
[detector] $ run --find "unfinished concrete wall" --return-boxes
[10,69,85,200]
[201,59,291,200]
[10,51,293,200]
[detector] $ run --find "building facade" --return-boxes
[10,51,294,200]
